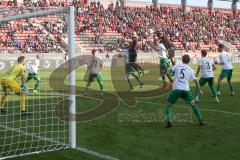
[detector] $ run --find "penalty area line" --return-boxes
[0,124,120,160]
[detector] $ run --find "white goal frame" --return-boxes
[0,6,76,159]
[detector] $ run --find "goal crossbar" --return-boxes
[0,8,68,23]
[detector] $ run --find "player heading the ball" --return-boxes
[118,41,144,91]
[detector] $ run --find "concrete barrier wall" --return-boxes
[0,51,239,71]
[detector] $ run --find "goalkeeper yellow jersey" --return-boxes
[3,64,26,81]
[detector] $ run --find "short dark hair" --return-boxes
[218,44,225,49]
[156,31,161,39]
[201,50,207,56]
[17,56,25,63]
[92,49,97,55]
[182,54,191,64]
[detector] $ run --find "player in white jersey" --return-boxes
[84,49,104,97]
[165,54,205,128]
[147,36,171,89]
[119,42,143,90]
[215,44,235,96]
[26,54,41,92]
[195,50,219,103]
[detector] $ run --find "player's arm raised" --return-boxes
[146,40,159,51]
[117,50,125,57]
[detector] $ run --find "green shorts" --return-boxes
[169,68,174,77]
[219,69,233,81]
[27,72,39,81]
[199,77,214,87]
[88,73,103,83]
[125,64,136,74]
[167,89,194,104]
[160,58,169,69]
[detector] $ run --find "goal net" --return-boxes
[0,6,76,159]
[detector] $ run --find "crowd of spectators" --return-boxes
[76,1,240,52]
[0,0,71,7]
[0,20,63,53]
[0,0,240,53]
[0,1,67,53]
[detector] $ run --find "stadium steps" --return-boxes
[221,40,239,54]
[76,29,123,53]
[33,21,66,53]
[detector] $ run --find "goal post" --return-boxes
[68,6,76,149]
[0,6,76,159]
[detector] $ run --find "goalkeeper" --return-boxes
[0,56,29,115]
[26,55,40,92]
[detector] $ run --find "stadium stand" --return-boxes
[0,0,239,53]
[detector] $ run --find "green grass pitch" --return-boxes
[0,64,240,160]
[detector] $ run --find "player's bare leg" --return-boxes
[165,70,173,89]
[217,77,223,96]
[227,80,235,96]
[210,85,219,103]
[195,82,219,103]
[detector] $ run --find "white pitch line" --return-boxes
[0,124,119,160]
[196,108,240,116]
[82,91,240,116]
[75,147,119,160]
[135,100,240,116]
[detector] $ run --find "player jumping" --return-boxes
[0,56,30,115]
[84,49,104,97]
[215,44,235,96]
[129,32,144,77]
[147,36,171,89]
[119,42,144,91]
[165,54,205,128]
[26,54,41,93]
[195,50,219,103]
